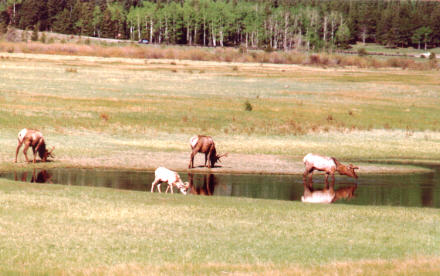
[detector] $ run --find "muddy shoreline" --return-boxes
[5,152,432,175]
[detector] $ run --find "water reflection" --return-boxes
[301,178,357,204]
[1,167,439,208]
[14,169,53,184]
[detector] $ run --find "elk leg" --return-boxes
[34,139,44,163]
[32,147,37,163]
[207,145,214,168]
[22,143,31,163]
[166,184,173,194]
[204,153,208,167]
[189,149,198,169]
[15,140,23,163]
[151,179,160,192]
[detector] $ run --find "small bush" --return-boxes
[100,113,109,121]
[244,100,253,111]
[264,45,274,53]
[358,48,368,56]
[40,32,47,43]
[31,25,39,41]
[65,68,78,73]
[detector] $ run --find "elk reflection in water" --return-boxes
[301,178,357,204]
[14,169,53,184]
[187,173,224,196]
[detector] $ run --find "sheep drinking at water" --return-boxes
[151,167,189,194]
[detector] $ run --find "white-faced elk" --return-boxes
[151,167,189,194]
[303,153,358,183]
[188,135,227,169]
[15,128,55,163]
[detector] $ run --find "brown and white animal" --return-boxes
[188,135,227,169]
[151,167,189,194]
[303,153,358,182]
[15,128,55,163]
[301,180,357,204]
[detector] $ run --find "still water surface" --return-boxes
[1,167,439,208]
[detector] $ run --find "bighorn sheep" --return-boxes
[303,153,358,182]
[188,135,227,169]
[15,128,54,163]
[151,167,189,194]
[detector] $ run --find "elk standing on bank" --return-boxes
[303,153,358,183]
[151,167,189,194]
[188,135,227,169]
[15,128,54,163]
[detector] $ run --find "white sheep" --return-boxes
[151,167,189,195]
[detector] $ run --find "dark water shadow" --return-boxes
[1,167,440,208]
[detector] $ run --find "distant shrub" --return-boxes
[264,45,274,53]
[40,32,47,44]
[244,100,253,111]
[31,25,39,41]
[0,22,7,34]
[65,68,78,73]
[309,54,320,65]
[100,113,109,121]
[357,48,368,56]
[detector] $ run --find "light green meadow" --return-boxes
[0,52,439,274]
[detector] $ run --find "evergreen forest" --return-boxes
[1,0,440,50]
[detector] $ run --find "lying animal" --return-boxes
[15,128,54,163]
[303,153,358,182]
[188,135,227,169]
[151,167,189,194]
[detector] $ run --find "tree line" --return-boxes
[1,0,440,51]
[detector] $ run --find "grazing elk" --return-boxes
[15,128,55,163]
[151,167,189,194]
[188,135,227,169]
[301,179,357,204]
[303,153,358,183]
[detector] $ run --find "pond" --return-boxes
[1,166,439,208]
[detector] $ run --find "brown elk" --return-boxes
[303,153,358,183]
[188,135,227,169]
[15,128,55,163]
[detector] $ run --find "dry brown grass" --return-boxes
[0,40,437,70]
[51,256,440,275]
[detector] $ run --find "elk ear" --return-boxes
[350,164,359,170]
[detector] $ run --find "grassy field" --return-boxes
[0,51,440,274]
[0,178,439,275]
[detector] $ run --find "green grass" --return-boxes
[0,178,439,274]
[0,52,440,274]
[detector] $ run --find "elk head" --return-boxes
[177,181,190,195]
[41,146,55,162]
[338,164,359,179]
[211,153,228,168]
